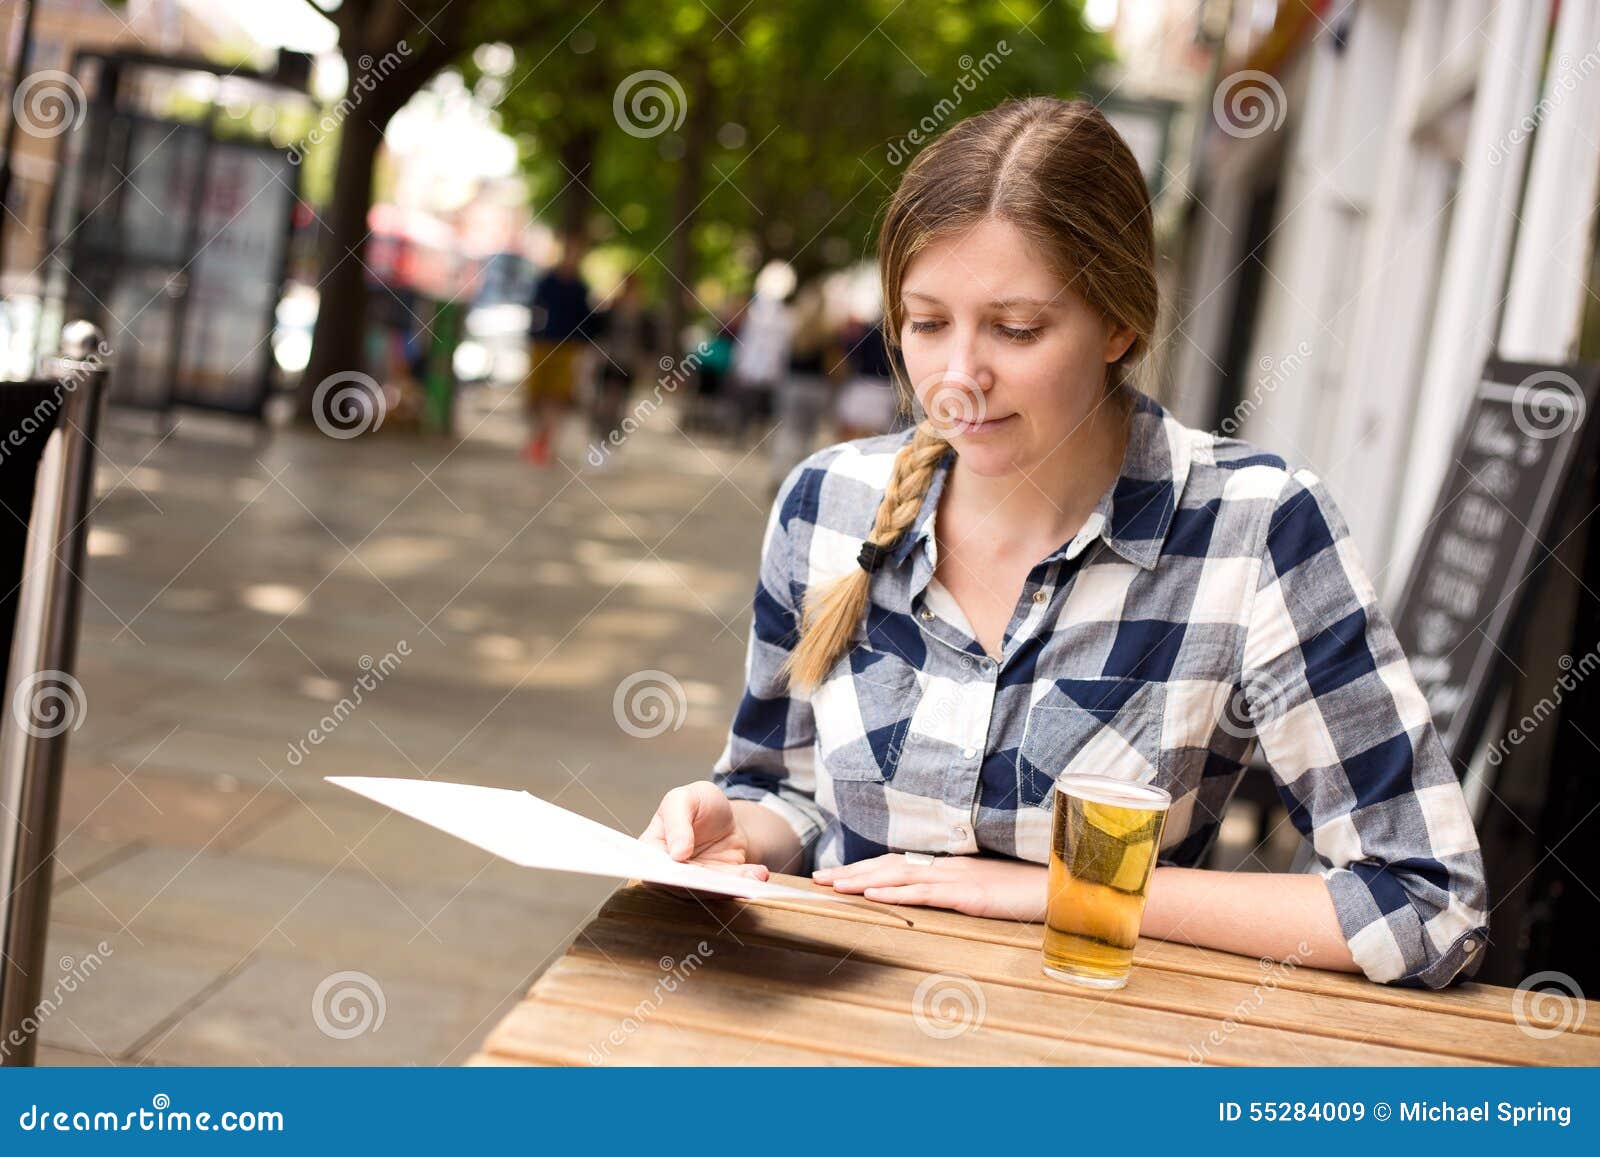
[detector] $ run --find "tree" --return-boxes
[493,0,1109,328]
[297,0,566,421]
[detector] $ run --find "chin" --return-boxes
[947,437,1030,477]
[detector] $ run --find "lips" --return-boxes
[951,413,1016,435]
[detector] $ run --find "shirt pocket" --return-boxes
[812,638,925,784]
[1018,677,1167,807]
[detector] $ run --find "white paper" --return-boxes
[324,775,846,904]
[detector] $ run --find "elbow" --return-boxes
[1324,857,1489,989]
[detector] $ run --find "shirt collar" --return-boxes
[890,386,1192,573]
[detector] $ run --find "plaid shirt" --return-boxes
[712,387,1489,988]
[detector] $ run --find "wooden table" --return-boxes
[473,873,1600,1066]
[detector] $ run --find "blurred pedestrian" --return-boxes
[522,237,592,466]
[768,282,836,493]
[689,302,740,436]
[732,274,791,440]
[834,317,901,440]
[591,274,657,457]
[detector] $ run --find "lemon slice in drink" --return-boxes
[1082,800,1150,840]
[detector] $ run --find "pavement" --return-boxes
[32,384,778,1066]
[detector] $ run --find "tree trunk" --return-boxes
[295,104,386,422]
[558,128,597,243]
[665,53,713,350]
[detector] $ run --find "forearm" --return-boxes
[1139,867,1358,971]
[730,799,804,874]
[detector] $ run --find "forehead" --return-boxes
[901,217,1068,306]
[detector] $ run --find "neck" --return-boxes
[941,390,1132,557]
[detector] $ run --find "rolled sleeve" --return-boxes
[710,461,827,871]
[1240,469,1490,988]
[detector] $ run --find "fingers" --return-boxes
[646,860,770,904]
[816,855,942,894]
[656,786,700,861]
[859,883,946,907]
[810,853,900,882]
[693,861,769,881]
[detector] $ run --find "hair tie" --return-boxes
[857,538,896,573]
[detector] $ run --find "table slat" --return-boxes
[483,996,872,1066]
[600,885,1597,1065]
[747,874,1600,1038]
[538,954,1177,1065]
[575,912,1479,1066]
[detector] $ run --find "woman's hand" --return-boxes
[812,853,1048,921]
[640,782,769,882]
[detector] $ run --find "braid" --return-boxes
[783,422,950,693]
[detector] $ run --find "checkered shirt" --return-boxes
[711,387,1489,988]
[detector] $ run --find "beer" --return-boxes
[1042,774,1171,989]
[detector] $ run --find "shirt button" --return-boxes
[981,659,996,674]
[951,826,968,842]
[1463,939,1479,955]
[919,607,934,621]
[1032,590,1047,603]
[961,746,978,760]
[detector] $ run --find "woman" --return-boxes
[641,98,1488,988]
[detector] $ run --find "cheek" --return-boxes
[899,340,939,395]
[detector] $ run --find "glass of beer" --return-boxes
[1042,774,1171,989]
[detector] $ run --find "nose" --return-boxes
[942,329,995,394]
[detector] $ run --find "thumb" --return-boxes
[659,787,699,861]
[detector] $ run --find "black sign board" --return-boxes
[1393,359,1600,770]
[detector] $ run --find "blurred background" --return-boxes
[0,0,1598,1064]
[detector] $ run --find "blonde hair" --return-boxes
[783,97,1159,693]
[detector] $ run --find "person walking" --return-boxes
[590,273,657,458]
[522,237,592,466]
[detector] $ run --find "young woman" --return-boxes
[641,97,1488,988]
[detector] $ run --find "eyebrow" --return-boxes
[903,292,1057,311]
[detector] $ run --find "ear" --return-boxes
[1103,322,1137,364]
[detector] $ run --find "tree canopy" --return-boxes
[483,0,1109,307]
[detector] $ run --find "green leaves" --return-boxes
[487,0,1110,300]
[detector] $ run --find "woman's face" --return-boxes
[898,216,1134,478]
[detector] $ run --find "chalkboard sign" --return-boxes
[1393,358,1600,770]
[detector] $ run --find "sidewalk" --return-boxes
[35,386,775,1065]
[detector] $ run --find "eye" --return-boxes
[996,324,1043,343]
[907,319,945,335]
